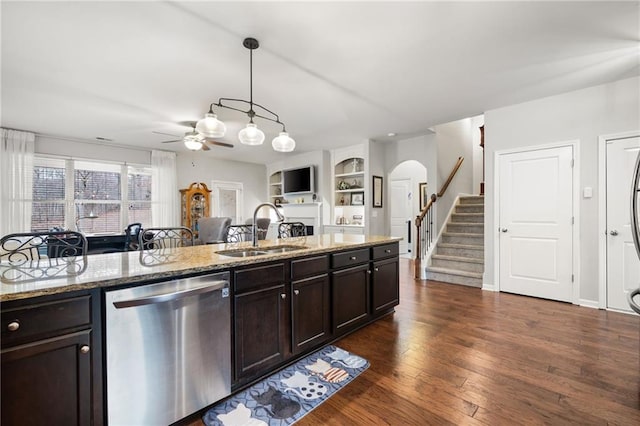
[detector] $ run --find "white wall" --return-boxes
[367,140,386,235]
[176,153,265,223]
[36,135,151,165]
[484,76,640,304]
[434,118,475,231]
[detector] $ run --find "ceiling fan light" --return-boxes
[238,123,265,146]
[196,112,226,138]
[183,136,203,151]
[271,132,296,152]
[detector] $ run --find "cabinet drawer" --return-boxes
[234,263,285,294]
[331,248,370,269]
[372,243,399,260]
[291,255,328,280]
[1,295,91,346]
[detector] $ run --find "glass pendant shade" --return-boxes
[271,132,296,152]
[238,123,265,146]
[196,112,226,138]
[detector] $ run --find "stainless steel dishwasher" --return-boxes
[105,272,231,426]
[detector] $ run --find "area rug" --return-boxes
[203,345,369,426]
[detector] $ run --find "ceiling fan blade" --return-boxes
[205,139,234,148]
[201,143,211,151]
[177,120,198,128]
[152,130,180,137]
[161,139,182,143]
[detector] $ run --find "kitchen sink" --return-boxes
[216,245,307,258]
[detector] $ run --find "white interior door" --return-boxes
[606,137,640,311]
[499,145,574,302]
[390,179,411,254]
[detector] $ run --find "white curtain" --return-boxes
[151,150,179,227]
[0,128,35,236]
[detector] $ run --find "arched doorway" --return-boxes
[388,160,427,256]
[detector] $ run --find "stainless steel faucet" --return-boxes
[252,202,285,246]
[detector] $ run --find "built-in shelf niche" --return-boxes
[333,154,365,228]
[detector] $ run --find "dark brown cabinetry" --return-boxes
[371,242,400,316]
[291,255,330,354]
[0,291,101,426]
[233,263,289,384]
[372,258,400,315]
[331,248,371,335]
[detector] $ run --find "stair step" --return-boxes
[451,213,484,224]
[437,243,484,259]
[459,196,484,205]
[447,223,484,234]
[431,254,484,273]
[425,266,483,288]
[441,232,483,245]
[455,204,484,213]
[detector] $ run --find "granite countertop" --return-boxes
[0,234,400,302]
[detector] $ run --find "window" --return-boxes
[127,166,152,226]
[32,158,66,231]
[30,156,153,233]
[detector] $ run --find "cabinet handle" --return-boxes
[385,249,391,253]
[375,268,379,272]
[281,293,287,299]
[350,256,357,260]
[80,345,90,354]
[7,321,20,332]
[294,290,300,296]
[367,270,372,275]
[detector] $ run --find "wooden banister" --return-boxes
[414,156,464,279]
[437,156,464,198]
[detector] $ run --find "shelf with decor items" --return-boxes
[268,170,284,203]
[331,145,366,230]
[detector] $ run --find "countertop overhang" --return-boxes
[1,234,401,302]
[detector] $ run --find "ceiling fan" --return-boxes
[154,121,233,151]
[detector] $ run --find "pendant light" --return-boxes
[195,37,295,152]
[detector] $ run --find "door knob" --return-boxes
[500,228,508,233]
[609,230,619,236]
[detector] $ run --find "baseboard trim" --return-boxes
[578,299,600,309]
[482,282,496,292]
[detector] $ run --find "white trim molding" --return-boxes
[597,130,640,310]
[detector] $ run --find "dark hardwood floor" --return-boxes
[194,258,640,425]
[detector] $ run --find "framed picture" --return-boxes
[372,175,383,208]
[419,182,428,209]
[351,191,364,206]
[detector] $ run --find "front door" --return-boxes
[389,179,411,254]
[606,137,640,311]
[498,145,574,302]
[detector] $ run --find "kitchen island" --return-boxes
[1,234,400,425]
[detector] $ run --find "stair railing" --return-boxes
[414,156,464,279]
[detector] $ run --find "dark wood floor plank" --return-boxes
[187,259,640,426]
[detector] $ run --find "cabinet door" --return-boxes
[372,258,400,315]
[331,264,370,335]
[234,284,288,382]
[292,274,330,354]
[1,330,92,426]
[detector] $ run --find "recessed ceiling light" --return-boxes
[387,132,396,137]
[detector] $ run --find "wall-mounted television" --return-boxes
[283,165,315,195]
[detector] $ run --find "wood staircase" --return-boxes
[425,195,484,287]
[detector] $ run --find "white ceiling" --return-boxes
[2,1,638,164]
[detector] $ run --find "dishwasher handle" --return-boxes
[113,280,228,309]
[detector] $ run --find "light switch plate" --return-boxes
[583,187,593,198]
